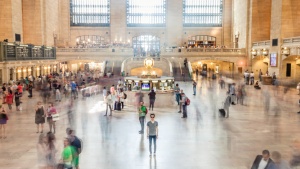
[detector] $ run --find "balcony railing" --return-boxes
[57,47,133,53]
[163,47,245,53]
[252,40,270,47]
[0,42,56,61]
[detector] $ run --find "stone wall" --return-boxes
[233,0,248,49]
[281,0,300,38]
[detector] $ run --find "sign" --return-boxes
[270,53,277,67]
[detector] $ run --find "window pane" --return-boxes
[70,0,110,27]
[133,35,160,57]
[183,0,223,27]
[127,0,166,27]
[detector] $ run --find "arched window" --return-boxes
[76,35,105,48]
[70,0,110,27]
[183,0,223,27]
[132,35,160,57]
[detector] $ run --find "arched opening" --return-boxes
[188,35,216,48]
[132,35,160,57]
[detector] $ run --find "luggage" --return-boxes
[219,109,226,117]
[114,101,121,111]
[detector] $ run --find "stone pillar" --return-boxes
[110,0,127,44]
[268,0,282,76]
[166,0,183,47]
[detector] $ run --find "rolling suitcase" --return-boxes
[219,109,226,117]
[114,101,121,111]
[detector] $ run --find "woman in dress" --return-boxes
[0,107,8,139]
[37,133,47,169]
[35,101,45,133]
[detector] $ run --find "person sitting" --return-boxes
[254,81,261,89]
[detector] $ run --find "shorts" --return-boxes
[73,156,79,166]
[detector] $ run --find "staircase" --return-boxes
[172,61,193,82]
[105,61,122,76]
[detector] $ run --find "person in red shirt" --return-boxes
[5,91,13,112]
[17,82,23,93]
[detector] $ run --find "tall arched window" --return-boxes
[70,0,110,27]
[183,0,223,27]
[133,35,160,57]
[127,0,166,27]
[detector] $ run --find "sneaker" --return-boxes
[153,153,156,156]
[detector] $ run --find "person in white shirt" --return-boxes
[118,89,125,109]
[251,150,275,169]
[104,91,113,116]
[250,71,255,85]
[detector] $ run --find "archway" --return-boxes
[132,35,160,57]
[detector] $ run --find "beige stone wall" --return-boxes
[0,0,23,42]
[251,0,271,42]
[281,0,300,38]
[223,0,233,47]
[43,0,59,46]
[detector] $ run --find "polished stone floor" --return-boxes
[1,76,300,169]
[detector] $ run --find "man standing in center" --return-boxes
[147,113,158,156]
[138,101,147,134]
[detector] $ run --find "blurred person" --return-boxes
[251,150,274,169]
[148,89,156,111]
[47,103,58,134]
[259,69,263,81]
[138,101,147,134]
[61,138,75,169]
[35,101,45,133]
[250,71,255,85]
[237,84,246,105]
[230,83,236,105]
[297,82,300,95]
[290,139,300,168]
[180,93,188,118]
[28,81,33,98]
[46,132,57,168]
[104,91,113,116]
[147,113,158,156]
[178,89,183,113]
[271,151,291,169]
[0,106,8,139]
[102,87,107,100]
[110,84,115,94]
[272,72,277,85]
[11,82,18,92]
[55,82,61,102]
[255,81,261,89]
[14,89,22,111]
[67,129,82,169]
[5,90,13,111]
[2,83,7,104]
[70,81,77,100]
[37,133,47,169]
[118,88,125,109]
[224,94,231,118]
[174,84,180,105]
[192,80,197,95]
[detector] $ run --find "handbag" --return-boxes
[52,113,60,121]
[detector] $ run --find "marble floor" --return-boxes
[0,76,300,169]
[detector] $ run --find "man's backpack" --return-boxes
[123,93,127,99]
[186,97,191,105]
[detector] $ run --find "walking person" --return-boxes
[67,129,82,169]
[5,90,13,112]
[259,69,263,81]
[35,102,45,133]
[192,80,197,95]
[37,133,47,169]
[224,94,231,118]
[230,83,236,105]
[55,82,61,102]
[148,89,156,111]
[174,84,180,105]
[2,83,7,104]
[0,107,8,139]
[147,113,158,156]
[47,103,57,134]
[14,89,22,111]
[28,81,33,98]
[61,138,75,169]
[118,88,125,109]
[250,71,255,85]
[104,91,113,116]
[138,101,147,134]
[180,93,188,118]
[46,132,57,168]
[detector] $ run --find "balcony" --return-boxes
[56,47,246,61]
